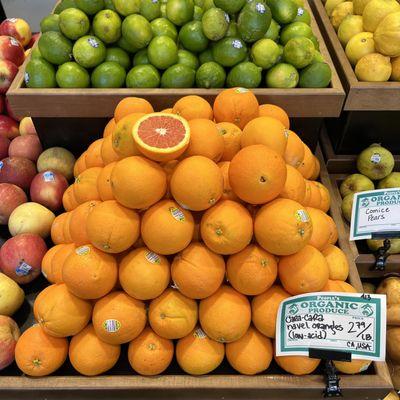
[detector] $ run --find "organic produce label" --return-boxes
[76,246,90,256]
[103,319,121,333]
[43,171,55,182]
[193,328,207,339]
[350,188,400,240]
[145,251,161,264]
[24,72,30,85]
[15,261,32,276]
[276,292,386,361]
[370,153,381,164]
[169,207,185,222]
[0,161,3,170]
[295,209,309,222]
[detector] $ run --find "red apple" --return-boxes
[0,136,10,159]
[9,135,42,162]
[19,117,37,136]
[0,95,4,113]
[0,233,46,284]
[0,115,19,139]
[5,97,20,121]
[0,60,18,95]
[0,316,20,370]
[30,171,68,212]
[0,183,27,224]
[0,19,32,48]
[0,36,25,67]
[26,33,40,50]
[0,157,36,190]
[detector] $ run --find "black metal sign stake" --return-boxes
[373,238,391,271]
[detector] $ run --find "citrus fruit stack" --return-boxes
[15,88,368,378]
[26,0,332,89]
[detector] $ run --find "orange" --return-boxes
[119,247,171,300]
[279,165,306,204]
[226,326,273,375]
[85,139,105,168]
[51,212,68,244]
[111,156,167,210]
[322,244,349,281]
[73,167,102,204]
[41,246,59,283]
[112,113,144,157]
[62,212,73,244]
[114,97,154,122]
[297,144,315,179]
[327,214,338,245]
[217,122,242,161]
[173,95,213,120]
[200,200,253,255]
[86,200,140,253]
[92,291,146,345]
[62,245,118,299]
[334,359,371,374]
[199,285,251,343]
[161,108,173,113]
[73,152,87,178]
[278,244,329,295]
[258,104,290,129]
[229,145,287,204]
[69,200,100,246]
[305,181,322,208]
[50,243,75,284]
[176,327,224,375]
[241,117,288,156]
[322,280,357,293]
[284,131,304,168]
[218,161,241,202]
[171,242,225,299]
[133,113,191,162]
[69,324,120,376]
[226,244,277,296]
[103,118,116,138]
[305,207,332,251]
[15,325,68,377]
[33,283,92,338]
[316,182,331,213]
[141,199,194,255]
[275,355,320,375]
[62,185,79,211]
[252,285,291,338]
[97,162,116,201]
[182,119,224,162]
[310,156,321,180]
[213,88,259,129]
[101,134,122,165]
[128,327,174,376]
[149,288,198,340]
[161,159,179,199]
[170,156,223,211]
[254,198,313,256]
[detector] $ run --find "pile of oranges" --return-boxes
[14,88,371,378]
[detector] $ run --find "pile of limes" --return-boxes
[25,0,332,89]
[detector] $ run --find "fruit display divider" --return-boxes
[0,144,393,400]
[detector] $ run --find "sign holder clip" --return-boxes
[373,238,391,271]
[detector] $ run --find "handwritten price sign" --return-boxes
[276,293,386,361]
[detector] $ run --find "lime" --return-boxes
[283,36,314,68]
[133,49,150,65]
[293,7,311,24]
[54,0,77,14]
[178,49,199,69]
[310,35,319,50]
[24,59,56,88]
[140,0,161,21]
[226,21,239,37]
[38,31,73,65]
[238,1,272,43]
[56,61,90,87]
[148,35,178,69]
[264,18,280,41]
[299,62,331,87]
[212,37,247,67]
[161,3,167,17]
[280,21,313,45]
[195,0,204,6]
[227,61,262,88]
[73,35,106,68]
[126,64,161,87]
[113,0,141,15]
[293,0,304,6]
[277,43,284,62]
[266,0,298,24]
[122,14,153,49]
[151,18,178,40]
[40,14,60,33]
[161,64,195,87]
[202,8,229,41]
[199,48,214,63]
[193,6,204,20]
[91,61,126,87]
[312,50,324,63]
[93,10,121,43]
[106,47,131,70]
[59,8,90,40]
[75,0,104,15]
[179,21,209,52]
[117,36,139,53]
[214,0,245,14]
[196,61,225,87]
[251,38,281,68]
[166,0,195,26]
[104,0,117,10]
[265,62,299,87]
[203,0,216,9]
[31,47,42,60]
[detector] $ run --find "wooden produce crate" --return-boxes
[0,146,392,400]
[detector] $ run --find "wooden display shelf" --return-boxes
[6,0,345,119]
[310,0,400,111]
[0,145,392,400]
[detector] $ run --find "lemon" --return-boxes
[338,15,363,45]
[345,31,375,65]
[355,53,392,81]
[362,0,400,32]
[330,2,353,31]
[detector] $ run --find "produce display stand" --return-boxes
[310,0,400,154]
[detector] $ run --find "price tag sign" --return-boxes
[350,188,400,240]
[276,292,386,361]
